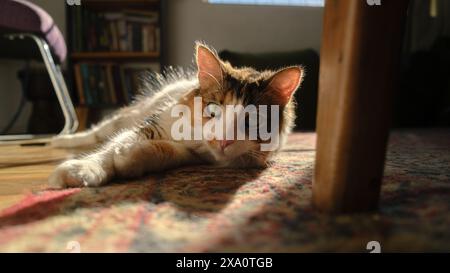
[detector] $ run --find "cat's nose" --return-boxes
[220,140,235,151]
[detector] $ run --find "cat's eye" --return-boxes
[204,103,222,118]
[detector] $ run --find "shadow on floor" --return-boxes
[0,164,266,227]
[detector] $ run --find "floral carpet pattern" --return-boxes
[0,130,449,252]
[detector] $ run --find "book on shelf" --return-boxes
[73,62,161,107]
[71,7,160,53]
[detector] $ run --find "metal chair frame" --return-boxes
[0,33,78,142]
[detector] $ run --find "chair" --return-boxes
[0,0,78,141]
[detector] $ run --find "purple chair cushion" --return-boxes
[0,0,67,62]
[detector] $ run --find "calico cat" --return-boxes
[48,43,303,188]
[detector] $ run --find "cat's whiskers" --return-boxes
[247,149,266,161]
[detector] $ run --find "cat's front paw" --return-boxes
[48,159,108,188]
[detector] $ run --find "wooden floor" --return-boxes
[0,142,81,211]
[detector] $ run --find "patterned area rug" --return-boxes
[0,130,449,252]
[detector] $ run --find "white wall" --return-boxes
[165,0,323,66]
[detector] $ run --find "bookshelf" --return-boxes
[65,0,165,130]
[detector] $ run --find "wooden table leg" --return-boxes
[312,0,410,213]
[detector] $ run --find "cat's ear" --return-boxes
[196,44,223,90]
[264,66,304,106]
